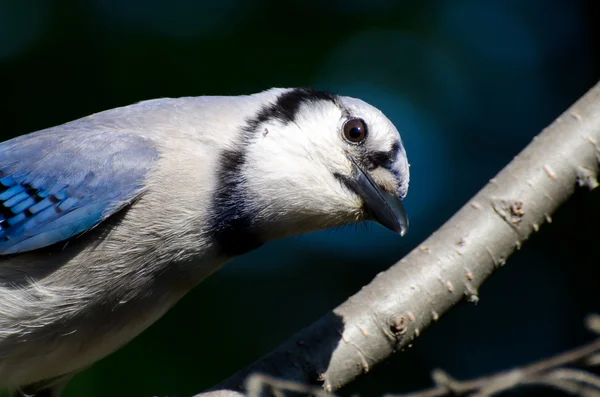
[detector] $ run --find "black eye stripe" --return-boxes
[365,152,393,170]
[363,142,401,170]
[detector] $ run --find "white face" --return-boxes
[241,89,409,239]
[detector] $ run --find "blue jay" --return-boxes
[0,88,409,396]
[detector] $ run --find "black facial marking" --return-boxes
[251,88,339,127]
[363,141,401,171]
[209,88,340,256]
[333,172,369,215]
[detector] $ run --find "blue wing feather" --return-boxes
[0,120,159,255]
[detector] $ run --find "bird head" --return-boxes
[213,88,409,251]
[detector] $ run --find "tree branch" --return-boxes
[197,81,600,397]
[240,315,600,397]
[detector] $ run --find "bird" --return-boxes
[0,88,409,397]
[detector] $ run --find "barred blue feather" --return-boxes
[0,121,159,255]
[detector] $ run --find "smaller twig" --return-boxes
[384,314,600,397]
[585,314,600,335]
[520,376,596,397]
[550,368,600,390]
[244,316,600,397]
[246,373,332,397]
[587,355,600,367]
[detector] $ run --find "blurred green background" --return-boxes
[1,0,599,396]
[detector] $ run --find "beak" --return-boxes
[343,156,409,236]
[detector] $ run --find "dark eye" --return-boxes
[343,118,368,144]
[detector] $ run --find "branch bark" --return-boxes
[197,81,600,397]
[240,315,600,397]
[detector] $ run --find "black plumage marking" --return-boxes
[363,141,401,171]
[211,146,263,256]
[210,124,262,256]
[0,180,53,242]
[0,205,12,220]
[26,185,44,203]
[250,88,339,127]
[0,129,158,255]
[270,88,338,123]
[367,151,393,169]
[210,88,340,256]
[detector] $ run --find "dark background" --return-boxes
[1,0,599,396]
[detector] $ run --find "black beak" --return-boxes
[342,157,409,236]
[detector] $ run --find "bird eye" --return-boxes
[343,118,368,144]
